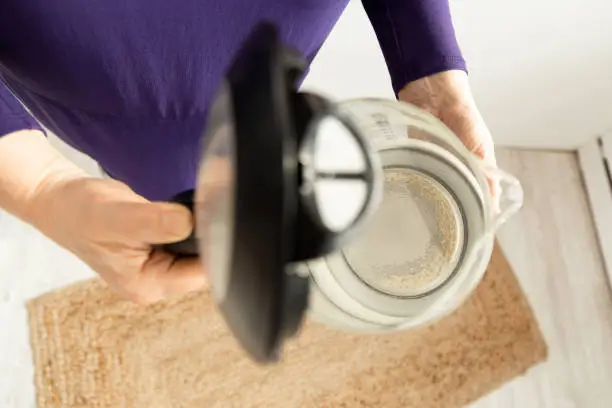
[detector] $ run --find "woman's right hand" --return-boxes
[0,130,206,303]
[29,175,208,304]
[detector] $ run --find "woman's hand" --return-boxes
[399,70,499,202]
[30,176,207,304]
[398,70,496,167]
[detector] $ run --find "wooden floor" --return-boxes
[1,148,612,407]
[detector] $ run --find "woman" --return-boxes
[0,0,495,304]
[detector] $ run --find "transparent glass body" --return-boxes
[306,98,524,332]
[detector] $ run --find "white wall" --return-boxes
[304,0,612,150]
[301,2,394,101]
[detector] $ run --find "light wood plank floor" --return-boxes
[1,148,612,407]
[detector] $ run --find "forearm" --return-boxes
[362,0,466,94]
[0,129,87,223]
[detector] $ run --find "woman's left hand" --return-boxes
[398,70,496,168]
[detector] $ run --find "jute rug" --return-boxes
[28,243,547,408]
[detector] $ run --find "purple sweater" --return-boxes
[0,0,465,201]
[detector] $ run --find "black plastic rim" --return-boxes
[204,21,310,364]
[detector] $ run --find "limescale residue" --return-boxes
[343,168,463,297]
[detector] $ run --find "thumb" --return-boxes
[105,201,194,244]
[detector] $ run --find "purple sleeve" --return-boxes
[0,82,43,137]
[362,0,467,95]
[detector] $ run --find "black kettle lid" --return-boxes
[195,22,310,364]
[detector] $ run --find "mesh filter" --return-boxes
[343,167,464,297]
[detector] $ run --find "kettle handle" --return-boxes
[160,189,199,256]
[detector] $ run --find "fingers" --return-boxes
[145,250,208,295]
[103,201,194,245]
[119,250,208,304]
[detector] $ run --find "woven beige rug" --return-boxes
[28,243,546,408]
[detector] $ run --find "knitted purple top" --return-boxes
[0,0,465,200]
